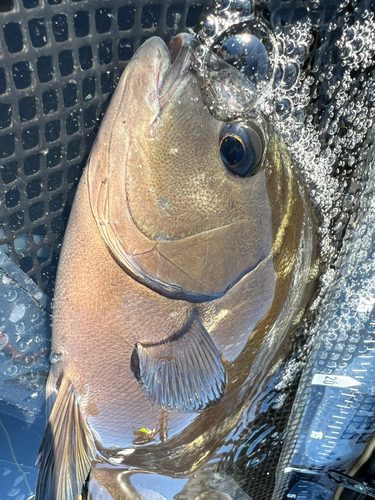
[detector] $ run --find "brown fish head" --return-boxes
[88,34,275,302]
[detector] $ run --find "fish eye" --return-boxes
[219,123,264,177]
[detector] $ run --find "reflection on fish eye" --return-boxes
[219,123,263,177]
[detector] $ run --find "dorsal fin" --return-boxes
[132,310,226,412]
[36,377,96,500]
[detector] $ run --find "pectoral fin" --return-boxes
[132,310,226,412]
[36,377,96,500]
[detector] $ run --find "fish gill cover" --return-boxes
[0,0,375,499]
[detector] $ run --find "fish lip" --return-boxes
[158,33,199,108]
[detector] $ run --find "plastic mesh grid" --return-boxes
[0,0,212,297]
[227,376,302,500]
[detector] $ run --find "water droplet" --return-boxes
[6,365,18,377]
[6,290,17,302]
[50,350,64,364]
[15,321,26,334]
[0,333,9,349]
[9,303,26,323]
[13,476,24,487]
[7,487,20,497]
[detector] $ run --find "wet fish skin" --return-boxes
[36,34,313,500]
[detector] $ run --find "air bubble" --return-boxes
[197,15,217,40]
[275,99,292,120]
[293,108,304,124]
[194,13,277,117]
[28,371,40,383]
[330,352,341,360]
[217,33,269,84]
[345,28,355,42]
[274,65,283,86]
[216,0,251,17]
[31,312,40,323]
[282,62,299,89]
[333,343,344,352]
[326,331,337,341]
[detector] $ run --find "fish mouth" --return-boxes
[158,33,199,108]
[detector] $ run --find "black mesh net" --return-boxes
[227,376,302,500]
[1,1,373,499]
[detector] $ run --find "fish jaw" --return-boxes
[135,34,197,114]
[158,33,198,108]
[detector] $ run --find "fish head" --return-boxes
[88,34,277,302]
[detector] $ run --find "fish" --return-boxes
[35,32,315,499]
